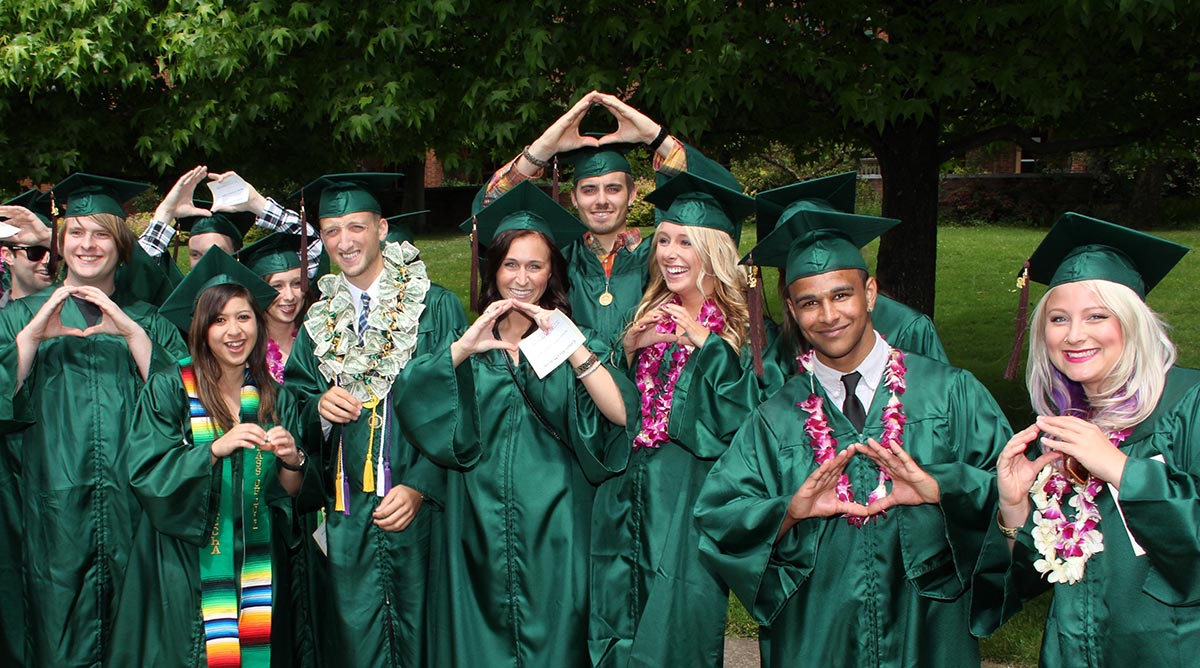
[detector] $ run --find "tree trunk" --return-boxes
[870,117,942,317]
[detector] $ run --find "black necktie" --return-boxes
[841,371,867,432]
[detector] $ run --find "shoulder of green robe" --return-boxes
[419,282,467,329]
[1132,365,1200,441]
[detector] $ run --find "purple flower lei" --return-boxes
[633,297,725,450]
[796,348,907,526]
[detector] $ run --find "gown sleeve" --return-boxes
[126,369,217,546]
[391,289,480,471]
[694,404,820,625]
[667,332,770,460]
[1113,385,1200,605]
[901,367,1011,600]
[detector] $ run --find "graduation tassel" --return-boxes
[299,193,311,295]
[1003,261,1032,381]
[550,156,561,206]
[47,191,60,279]
[469,215,481,312]
[746,261,766,377]
[361,402,378,494]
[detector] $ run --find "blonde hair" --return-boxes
[1026,279,1175,432]
[59,213,136,265]
[629,224,749,353]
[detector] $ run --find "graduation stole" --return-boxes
[333,390,394,514]
[181,364,274,668]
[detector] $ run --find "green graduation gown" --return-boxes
[283,283,468,668]
[695,350,1010,668]
[424,345,633,668]
[872,294,948,363]
[589,332,783,668]
[0,285,186,666]
[561,239,651,360]
[971,366,1200,668]
[108,368,300,666]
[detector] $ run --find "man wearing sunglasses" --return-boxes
[0,192,55,310]
[0,244,53,309]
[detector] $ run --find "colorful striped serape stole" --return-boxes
[182,364,274,667]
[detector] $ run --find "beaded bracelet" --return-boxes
[574,352,601,379]
[522,145,551,169]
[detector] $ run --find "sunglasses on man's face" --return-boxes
[8,246,50,262]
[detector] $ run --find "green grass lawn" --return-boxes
[390,224,1200,668]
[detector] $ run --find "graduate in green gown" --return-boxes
[110,248,308,666]
[752,172,948,367]
[0,173,187,666]
[480,91,701,358]
[428,181,632,667]
[588,167,777,668]
[0,190,55,666]
[279,173,469,668]
[694,211,1010,668]
[973,213,1200,668]
[237,232,322,667]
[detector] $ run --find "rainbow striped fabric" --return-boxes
[181,364,274,667]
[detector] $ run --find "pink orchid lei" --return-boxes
[1030,428,1131,585]
[633,297,725,450]
[266,329,298,384]
[796,348,907,527]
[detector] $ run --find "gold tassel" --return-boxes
[299,193,310,295]
[746,261,765,377]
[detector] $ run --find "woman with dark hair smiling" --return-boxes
[109,248,307,666]
[422,181,632,668]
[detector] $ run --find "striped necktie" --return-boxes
[358,292,370,342]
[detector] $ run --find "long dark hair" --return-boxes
[480,229,571,316]
[188,283,278,432]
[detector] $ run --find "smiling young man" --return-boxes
[694,212,1011,668]
[479,91,689,355]
[262,173,470,667]
[0,174,186,667]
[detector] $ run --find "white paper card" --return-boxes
[312,516,329,557]
[206,174,250,208]
[0,221,19,239]
[518,310,587,379]
[1107,453,1165,557]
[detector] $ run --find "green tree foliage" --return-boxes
[3,1,1198,311]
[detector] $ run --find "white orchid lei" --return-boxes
[303,241,429,401]
[1029,428,1130,585]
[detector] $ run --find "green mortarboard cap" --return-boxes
[459,181,586,248]
[47,173,149,218]
[744,211,899,284]
[643,170,754,242]
[159,247,279,332]
[556,134,636,181]
[237,232,306,278]
[385,210,429,245]
[178,201,256,250]
[755,172,858,239]
[294,172,403,220]
[3,190,53,228]
[1026,212,1189,299]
